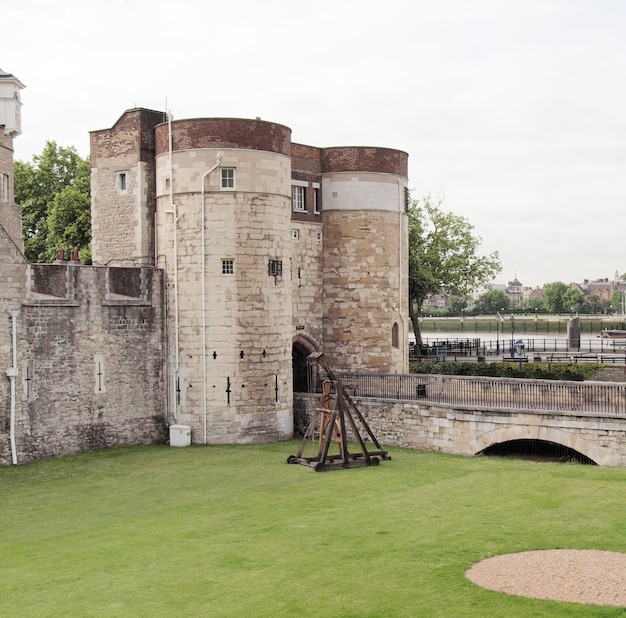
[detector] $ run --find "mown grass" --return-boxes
[1,443,626,617]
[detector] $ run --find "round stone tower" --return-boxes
[321,147,409,373]
[154,118,294,444]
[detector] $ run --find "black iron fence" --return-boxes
[312,371,626,418]
[414,337,626,363]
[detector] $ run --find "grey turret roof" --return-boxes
[0,68,26,87]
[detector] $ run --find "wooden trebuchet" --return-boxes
[287,352,391,471]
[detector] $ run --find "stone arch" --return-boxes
[391,321,399,348]
[468,426,620,466]
[292,335,319,393]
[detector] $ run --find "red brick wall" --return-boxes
[321,146,408,176]
[155,118,292,156]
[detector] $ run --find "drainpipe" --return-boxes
[166,110,181,424]
[201,153,223,445]
[7,310,19,464]
[398,180,408,370]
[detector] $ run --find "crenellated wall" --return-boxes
[0,259,166,465]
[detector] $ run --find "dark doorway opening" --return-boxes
[478,439,596,465]
[293,341,314,393]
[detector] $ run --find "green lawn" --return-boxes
[1,443,626,617]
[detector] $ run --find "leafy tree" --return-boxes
[610,289,625,314]
[15,141,90,263]
[521,296,545,313]
[585,294,603,315]
[542,282,575,314]
[563,286,586,314]
[447,295,468,315]
[474,289,510,315]
[47,183,92,263]
[408,194,501,344]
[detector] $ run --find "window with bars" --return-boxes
[268,259,282,277]
[221,259,234,274]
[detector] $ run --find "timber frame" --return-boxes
[287,352,391,471]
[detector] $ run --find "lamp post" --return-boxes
[510,315,515,357]
[496,312,501,356]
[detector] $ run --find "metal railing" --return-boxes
[314,371,626,418]
[412,337,626,363]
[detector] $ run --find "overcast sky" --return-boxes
[4,0,625,289]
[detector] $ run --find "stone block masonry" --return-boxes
[294,393,626,467]
[0,263,166,465]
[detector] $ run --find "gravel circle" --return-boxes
[465,549,626,607]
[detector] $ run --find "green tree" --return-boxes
[447,295,468,316]
[563,286,586,314]
[585,294,603,315]
[521,296,545,313]
[474,289,510,315]
[15,141,90,263]
[408,195,501,344]
[610,289,625,314]
[542,282,572,314]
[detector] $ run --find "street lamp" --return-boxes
[496,312,501,355]
[510,315,515,357]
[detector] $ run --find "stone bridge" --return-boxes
[294,374,626,466]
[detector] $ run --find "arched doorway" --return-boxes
[292,336,318,393]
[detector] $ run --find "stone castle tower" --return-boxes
[91,109,409,445]
[0,68,25,251]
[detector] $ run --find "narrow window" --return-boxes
[118,172,127,191]
[291,229,299,240]
[221,168,235,189]
[311,182,322,215]
[1,173,9,201]
[292,186,306,211]
[94,354,106,394]
[268,259,282,277]
[316,229,322,242]
[392,322,399,348]
[221,259,234,275]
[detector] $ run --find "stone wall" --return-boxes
[154,137,294,444]
[1,262,166,465]
[0,226,27,463]
[0,133,22,250]
[322,204,408,373]
[90,108,166,266]
[294,393,626,467]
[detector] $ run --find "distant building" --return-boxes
[506,276,523,304]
